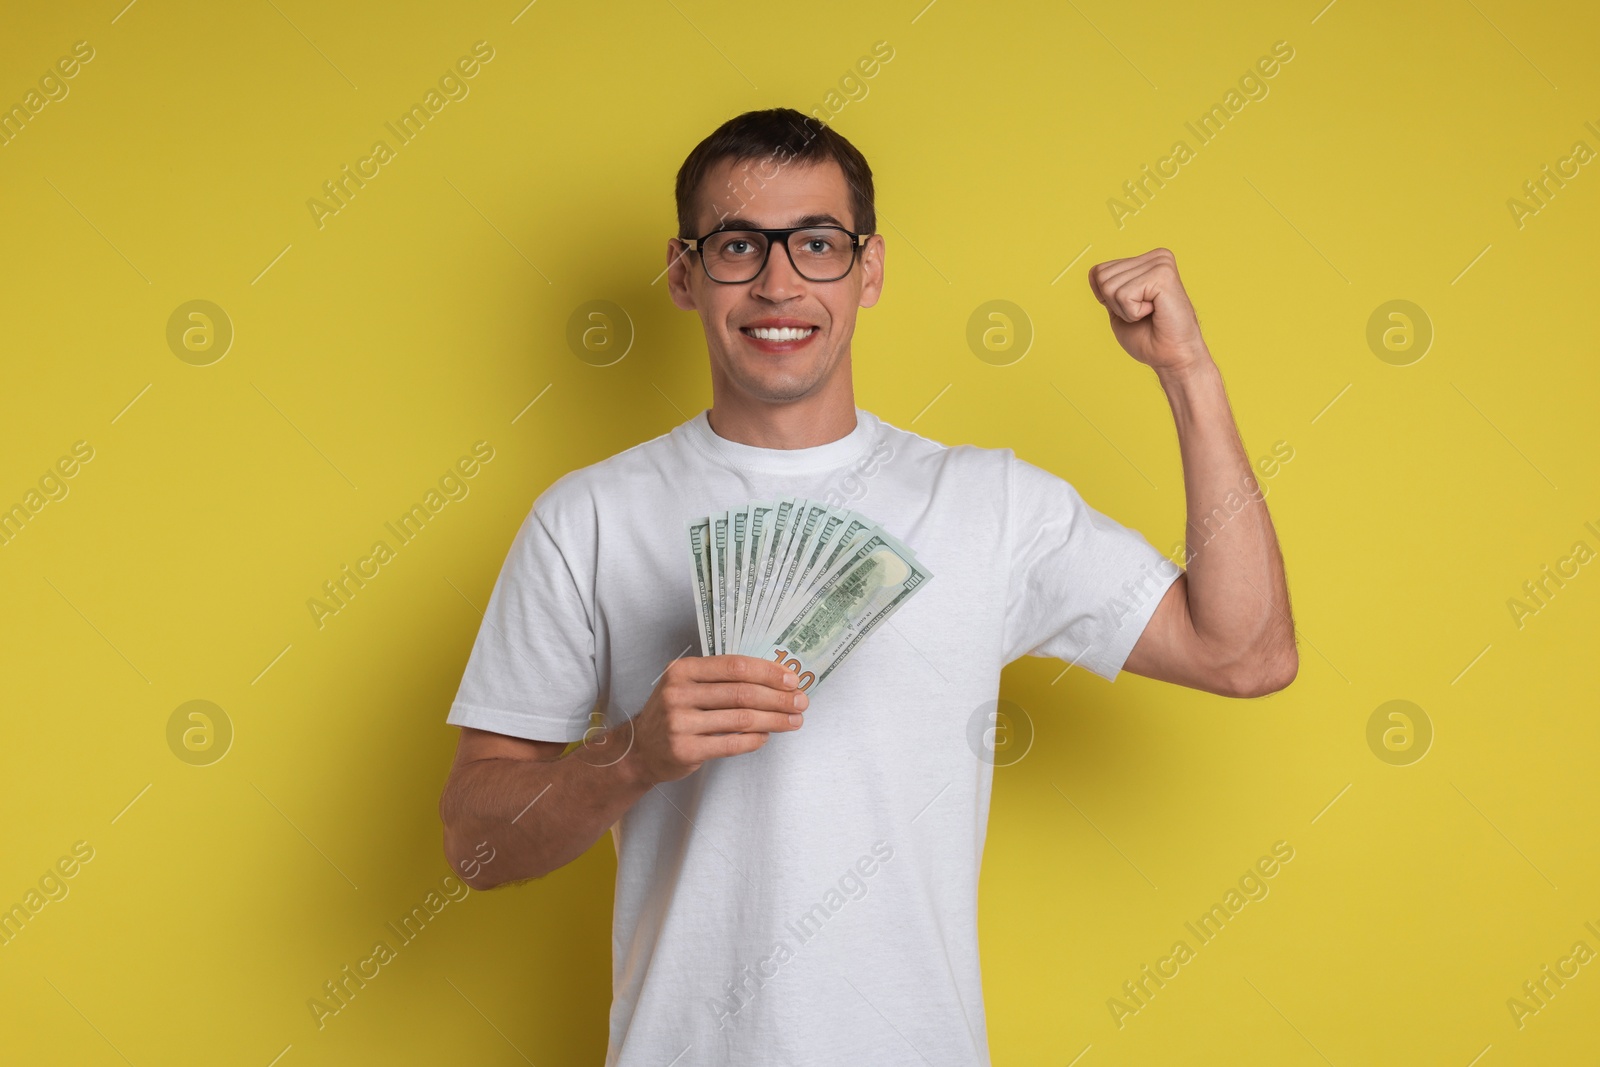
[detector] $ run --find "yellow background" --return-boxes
[3,0,1597,1063]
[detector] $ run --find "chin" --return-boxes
[732,368,822,404]
[744,378,818,404]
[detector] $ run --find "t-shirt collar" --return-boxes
[684,406,880,473]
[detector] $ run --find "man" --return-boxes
[438,107,1295,1064]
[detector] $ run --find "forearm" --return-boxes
[440,728,652,888]
[1158,353,1295,687]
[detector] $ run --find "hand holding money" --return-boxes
[624,655,807,785]
[687,498,932,695]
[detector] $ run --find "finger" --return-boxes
[1106,256,1185,303]
[1090,258,1151,296]
[691,708,804,736]
[1102,247,1174,275]
[1087,256,1145,302]
[690,680,809,713]
[1100,267,1163,322]
[1087,263,1115,306]
[676,730,772,764]
[1089,248,1176,301]
[709,731,769,760]
[684,654,799,689]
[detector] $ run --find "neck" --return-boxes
[706,373,858,450]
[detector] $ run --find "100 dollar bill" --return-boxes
[754,532,932,692]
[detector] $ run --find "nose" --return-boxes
[749,239,806,302]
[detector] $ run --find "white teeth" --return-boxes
[745,326,817,341]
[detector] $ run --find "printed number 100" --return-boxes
[771,650,816,691]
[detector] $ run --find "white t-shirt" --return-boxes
[447,406,1181,1065]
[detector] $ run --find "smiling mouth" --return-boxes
[740,326,819,342]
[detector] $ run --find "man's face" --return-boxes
[667,157,885,406]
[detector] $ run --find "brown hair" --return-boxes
[674,107,875,239]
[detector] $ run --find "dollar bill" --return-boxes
[727,506,750,657]
[687,516,715,657]
[711,512,730,655]
[760,532,931,691]
[732,502,773,656]
[744,497,797,649]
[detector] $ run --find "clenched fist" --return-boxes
[1087,247,1211,375]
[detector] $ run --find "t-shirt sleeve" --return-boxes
[1002,453,1184,681]
[446,500,599,743]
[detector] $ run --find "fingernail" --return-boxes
[794,692,808,710]
[782,672,798,687]
[788,714,803,726]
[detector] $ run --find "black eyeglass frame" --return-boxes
[676,225,873,284]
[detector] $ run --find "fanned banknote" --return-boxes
[686,499,932,693]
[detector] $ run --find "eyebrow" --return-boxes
[710,212,850,232]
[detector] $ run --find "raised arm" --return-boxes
[1086,248,1297,698]
[439,655,807,887]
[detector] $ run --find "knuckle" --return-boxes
[735,708,755,731]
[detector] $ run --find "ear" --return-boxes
[666,238,698,311]
[857,233,886,309]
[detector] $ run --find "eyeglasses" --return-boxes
[678,225,871,284]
